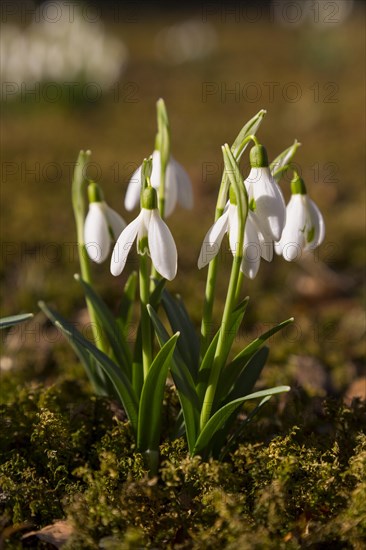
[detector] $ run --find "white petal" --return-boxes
[124,165,142,211]
[164,162,178,217]
[150,150,161,189]
[197,209,229,269]
[110,212,143,276]
[105,205,126,239]
[252,167,286,241]
[228,204,240,256]
[305,197,325,249]
[250,212,273,261]
[275,195,306,261]
[84,203,110,263]
[241,217,261,279]
[171,156,194,210]
[148,210,177,280]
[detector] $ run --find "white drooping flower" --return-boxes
[244,165,286,242]
[197,202,266,279]
[84,195,126,264]
[111,187,177,280]
[275,174,325,261]
[244,144,286,242]
[125,150,193,217]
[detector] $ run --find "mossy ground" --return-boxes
[1,4,365,549]
[0,381,365,549]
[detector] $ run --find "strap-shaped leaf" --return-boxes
[148,304,199,453]
[224,346,269,404]
[218,395,272,460]
[221,318,294,397]
[270,140,301,182]
[39,301,139,432]
[161,289,200,379]
[137,333,179,452]
[196,297,250,403]
[0,313,33,329]
[74,274,132,377]
[117,271,137,335]
[210,347,270,446]
[193,386,290,456]
[39,301,107,395]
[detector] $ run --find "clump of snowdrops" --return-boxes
[40,100,325,474]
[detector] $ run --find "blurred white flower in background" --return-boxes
[0,1,128,100]
[154,19,217,65]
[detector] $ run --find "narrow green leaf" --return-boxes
[137,333,179,451]
[222,318,294,397]
[218,396,272,460]
[39,301,138,432]
[0,313,33,329]
[270,140,301,182]
[224,347,269,404]
[117,271,137,335]
[196,297,250,403]
[161,289,200,378]
[148,304,199,453]
[74,274,132,377]
[193,386,290,456]
[149,277,167,309]
[38,301,107,395]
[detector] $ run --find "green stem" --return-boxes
[200,135,257,358]
[200,176,228,358]
[72,151,109,354]
[139,252,152,379]
[199,144,247,430]
[200,254,242,430]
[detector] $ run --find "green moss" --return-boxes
[1,381,365,549]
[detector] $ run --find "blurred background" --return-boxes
[1,0,365,401]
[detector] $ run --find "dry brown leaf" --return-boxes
[21,520,74,548]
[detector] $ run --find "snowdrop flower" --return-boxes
[275,173,325,261]
[84,183,126,264]
[125,150,193,217]
[111,186,177,280]
[244,145,286,242]
[198,199,265,279]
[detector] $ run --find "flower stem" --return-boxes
[200,254,242,430]
[139,252,152,379]
[72,151,109,354]
[200,175,228,358]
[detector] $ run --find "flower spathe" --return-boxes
[84,201,126,264]
[111,207,177,280]
[125,150,193,217]
[275,192,325,261]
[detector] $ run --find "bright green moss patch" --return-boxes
[0,382,365,549]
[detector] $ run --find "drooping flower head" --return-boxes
[84,181,126,264]
[244,144,286,242]
[111,175,177,280]
[124,150,193,217]
[275,172,325,261]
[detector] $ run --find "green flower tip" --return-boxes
[87,181,104,203]
[291,172,307,195]
[250,144,269,168]
[141,186,158,210]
